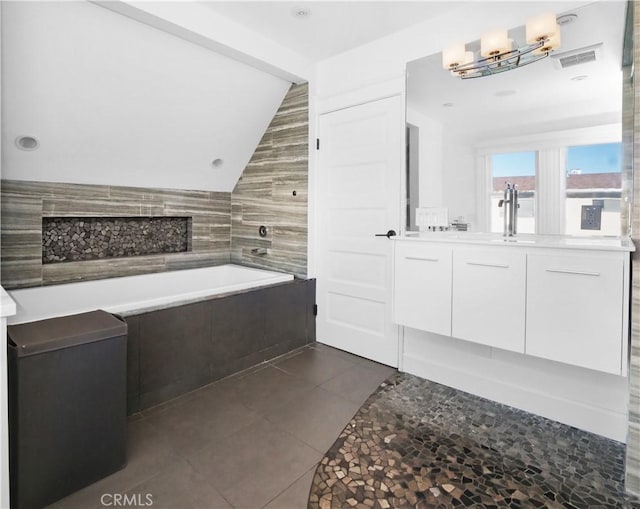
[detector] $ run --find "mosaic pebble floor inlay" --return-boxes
[308,373,640,509]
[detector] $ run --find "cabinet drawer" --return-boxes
[452,248,526,352]
[525,253,624,374]
[394,243,452,335]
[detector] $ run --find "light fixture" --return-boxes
[442,11,561,79]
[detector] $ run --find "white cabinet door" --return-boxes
[394,242,452,336]
[526,253,624,374]
[452,248,526,352]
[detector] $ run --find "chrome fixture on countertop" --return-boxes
[498,182,519,237]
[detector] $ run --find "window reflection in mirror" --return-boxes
[490,152,536,234]
[565,142,622,235]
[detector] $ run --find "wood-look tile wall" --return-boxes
[627,0,640,496]
[231,83,309,278]
[0,180,231,288]
[0,83,310,288]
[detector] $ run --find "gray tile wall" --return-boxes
[0,180,231,288]
[231,83,309,278]
[0,83,310,288]
[627,0,640,496]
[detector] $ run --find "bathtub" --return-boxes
[7,264,314,412]
[7,264,294,325]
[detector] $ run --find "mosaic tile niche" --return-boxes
[0,181,231,288]
[42,216,191,264]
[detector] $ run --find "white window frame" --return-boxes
[475,124,622,234]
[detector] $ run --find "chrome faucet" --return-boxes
[498,182,519,237]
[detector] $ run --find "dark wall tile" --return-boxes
[125,315,141,414]
[306,278,316,343]
[126,281,313,412]
[264,280,308,351]
[138,301,212,409]
[211,291,266,368]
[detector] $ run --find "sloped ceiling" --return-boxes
[1,1,292,192]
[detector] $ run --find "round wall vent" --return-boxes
[15,136,39,151]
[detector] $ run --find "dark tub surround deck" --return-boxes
[309,373,640,509]
[125,278,316,413]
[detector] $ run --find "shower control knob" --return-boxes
[258,225,268,237]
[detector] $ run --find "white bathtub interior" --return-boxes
[8,264,294,325]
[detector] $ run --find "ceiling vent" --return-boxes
[550,43,603,70]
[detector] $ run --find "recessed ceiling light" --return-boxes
[291,6,311,18]
[571,75,589,81]
[15,135,39,151]
[494,90,517,97]
[442,102,454,108]
[557,14,578,26]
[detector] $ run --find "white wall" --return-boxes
[404,109,478,229]
[442,131,476,227]
[1,1,292,192]
[406,108,443,210]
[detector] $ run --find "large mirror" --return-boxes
[406,0,629,237]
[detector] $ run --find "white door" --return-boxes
[316,95,403,367]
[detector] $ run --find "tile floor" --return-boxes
[50,343,395,509]
[309,373,640,509]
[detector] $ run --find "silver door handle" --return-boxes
[467,262,509,269]
[545,268,600,277]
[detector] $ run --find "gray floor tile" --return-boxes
[50,344,380,509]
[263,467,316,509]
[265,386,361,452]
[231,364,316,415]
[187,418,321,508]
[144,383,261,457]
[320,364,391,405]
[272,347,356,385]
[122,460,232,509]
[358,358,397,379]
[54,420,181,509]
[309,342,381,367]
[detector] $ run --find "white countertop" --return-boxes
[396,232,636,252]
[0,287,16,319]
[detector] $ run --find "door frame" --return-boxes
[310,76,407,367]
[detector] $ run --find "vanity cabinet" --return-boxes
[393,237,631,375]
[525,253,625,374]
[394,242,452,336]
[452,248,526,353]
